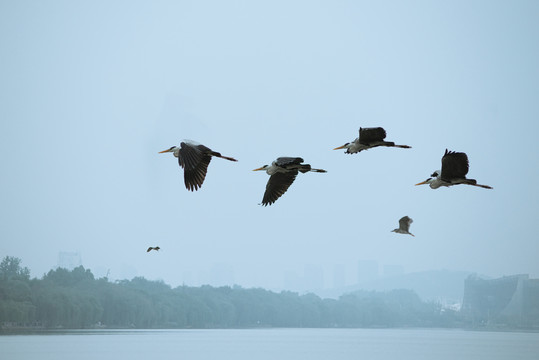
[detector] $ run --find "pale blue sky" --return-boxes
[1,1,538,290]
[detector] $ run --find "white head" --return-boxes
[252,164,271,174]
[333,142,352,151]
[415,171,441,189]
[158,146,180,157]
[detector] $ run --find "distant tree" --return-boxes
[0,256,30,280]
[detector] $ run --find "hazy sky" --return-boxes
[1,1,538,291]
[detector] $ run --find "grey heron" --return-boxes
[159,140,237,191]
[415,149,492,189]
[392,216,414,237]
[334,127,411,154]
[147,246,160,252]
[253,157,327,206]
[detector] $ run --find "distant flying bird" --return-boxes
[253,157,327,206]
[147,246,160,252]
[415,149,492,189]
[159,140,237,191]
[392,216,414,237]
[334,127,411,154]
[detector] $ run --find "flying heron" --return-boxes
[253,157,327,206]
[392,216,414,237]
[415,149,492,189]
[159,140,237,191]
[334,127,411,154]
[147,246,160,252]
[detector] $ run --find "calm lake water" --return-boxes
[1,328,538,360]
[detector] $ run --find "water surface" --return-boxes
[2,328,538,360]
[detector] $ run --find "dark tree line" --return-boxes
[0,256,460,329]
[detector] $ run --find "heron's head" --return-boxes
[415,170,440,186]
[158,146,179,156]
[333,142,350,151]
[252,165,269,172]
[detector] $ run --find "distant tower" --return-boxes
[57,252,82,270]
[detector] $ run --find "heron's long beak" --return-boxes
[333,145,347,150]
[252,167,265,171]
[415,180,429,186]
[158,149,173,154]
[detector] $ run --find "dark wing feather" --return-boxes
[359,127,386,145]
[399,216,412,231]
[262,171,298,206]
[441,149,469,180]
[275,157,304,167]
[178,142,212,191]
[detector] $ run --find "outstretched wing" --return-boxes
[261,171,298,206]
[399,216,412,231]
[178,142,213,191]
[359,127,386,145]
[274,157,304,167]
[441,149,469,180]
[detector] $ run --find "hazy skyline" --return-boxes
[1,1,538,291]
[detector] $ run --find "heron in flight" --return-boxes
[392,216,414,237]
[415,149,492,189]
[159,140,237,191]
[334,127,411,154]
[147,246,160,252]
[253,157,327,206]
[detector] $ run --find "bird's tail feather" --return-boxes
[219,155,238,162]
[465,178,493,189]
[299,165,326,173]
[211,151,238,162]
[472,183,493,189]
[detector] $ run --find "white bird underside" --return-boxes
[392,216,414,237]
[334,127,411,154]
[253,157,327,206]
[415,149,492,189]
[159,141,237,191]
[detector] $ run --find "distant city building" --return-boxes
[357,260,378,284]
[462,274,539,327]
[57,252,81,270]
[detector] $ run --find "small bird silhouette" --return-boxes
[147,246,160,252]
[391,216,414,237]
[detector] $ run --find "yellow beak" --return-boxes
[158,149,172,154]
[415,180,428,186]
[333,145,347,150]
[252,167,265,171]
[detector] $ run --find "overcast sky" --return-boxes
[1,1,538,291]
